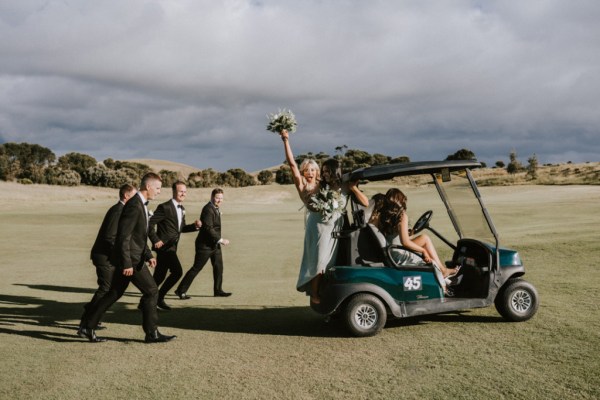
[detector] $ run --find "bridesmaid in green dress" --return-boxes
[279,130,368,304]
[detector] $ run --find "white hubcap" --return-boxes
[354,304,377,328]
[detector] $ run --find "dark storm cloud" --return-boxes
[1,0,598,171]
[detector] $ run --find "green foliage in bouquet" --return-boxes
[309,187,345,221]
[266,109,297,133]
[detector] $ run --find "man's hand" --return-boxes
[194,219,202,229]
[123,267,133,276]
[154,240,164,249]
[221,239,230,246]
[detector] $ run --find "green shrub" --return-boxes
[275,165,293,184]
[82,165,134,188]
[257,170,274,185]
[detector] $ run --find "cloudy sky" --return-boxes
[1,1,598,172]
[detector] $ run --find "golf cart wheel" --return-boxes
[495,279,539,322]
[344,294,386,337]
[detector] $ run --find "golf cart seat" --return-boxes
[354,223,428,269]
[354,224,386,267]
[367,224,430,267]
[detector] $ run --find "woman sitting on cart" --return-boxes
[377,188,459,295]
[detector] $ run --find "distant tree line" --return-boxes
[273,147,413,184]
[2,141,513,188]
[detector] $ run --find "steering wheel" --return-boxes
[412,210,433,235]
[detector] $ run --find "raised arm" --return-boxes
[279,129,304,193]
[346,180,369,207]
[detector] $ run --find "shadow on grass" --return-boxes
[0,292,144,343]
[2,284,505,342]
[146,306,346,337]
[14,283,143,297]
[0,288,347,341]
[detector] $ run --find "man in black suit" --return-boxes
[79,172,176,343]
[146,181,201,310]
[79,183,135,330]
[176,188,232,298]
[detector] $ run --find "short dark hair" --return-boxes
[172,180,187,193]
[211,188,224,198]
[140,172,162,190]
[118,183,135,200]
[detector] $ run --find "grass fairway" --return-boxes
[1,181,599,400]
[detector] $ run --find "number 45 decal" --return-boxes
[403,276,422,291]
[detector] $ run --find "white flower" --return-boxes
[309,187,345,222]
[148,210,154,217]
[266,108,298,133]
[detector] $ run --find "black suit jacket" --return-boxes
[112,193,153,270]
[90,201,124,265]
[196,202,222,251]
[148,200,197,252]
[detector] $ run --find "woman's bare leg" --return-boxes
[310,274,322,304]
[413,234,455,276]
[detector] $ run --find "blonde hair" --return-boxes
[299,158,320,189]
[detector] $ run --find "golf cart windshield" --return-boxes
[433,169,497,246]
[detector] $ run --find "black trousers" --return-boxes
[153,250,183,299]
[177,247,223,294]
[80,262,116,323]
[83,264,159,334]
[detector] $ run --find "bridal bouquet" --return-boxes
[309,187,345,221]
[266,108,297,133]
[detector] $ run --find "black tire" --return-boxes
[495,279,539,322]
[344,294,387,337]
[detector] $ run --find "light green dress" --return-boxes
[296,191,348,294]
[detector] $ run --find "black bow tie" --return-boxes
[144,201,149,206]
[178,204,184,210]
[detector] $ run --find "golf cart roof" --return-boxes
[347,160,482,182]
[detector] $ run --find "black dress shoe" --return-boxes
[78,327,107,343]
[174,290,191,300]
[95,322,106,330]
[145,330,177,343]
[214,290,232,297]
[157,299,171,311]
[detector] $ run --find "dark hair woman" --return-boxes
[377,188,460,295]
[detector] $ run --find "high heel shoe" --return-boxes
[445,265,462,279]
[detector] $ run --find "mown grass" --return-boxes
[0,181,599,399]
